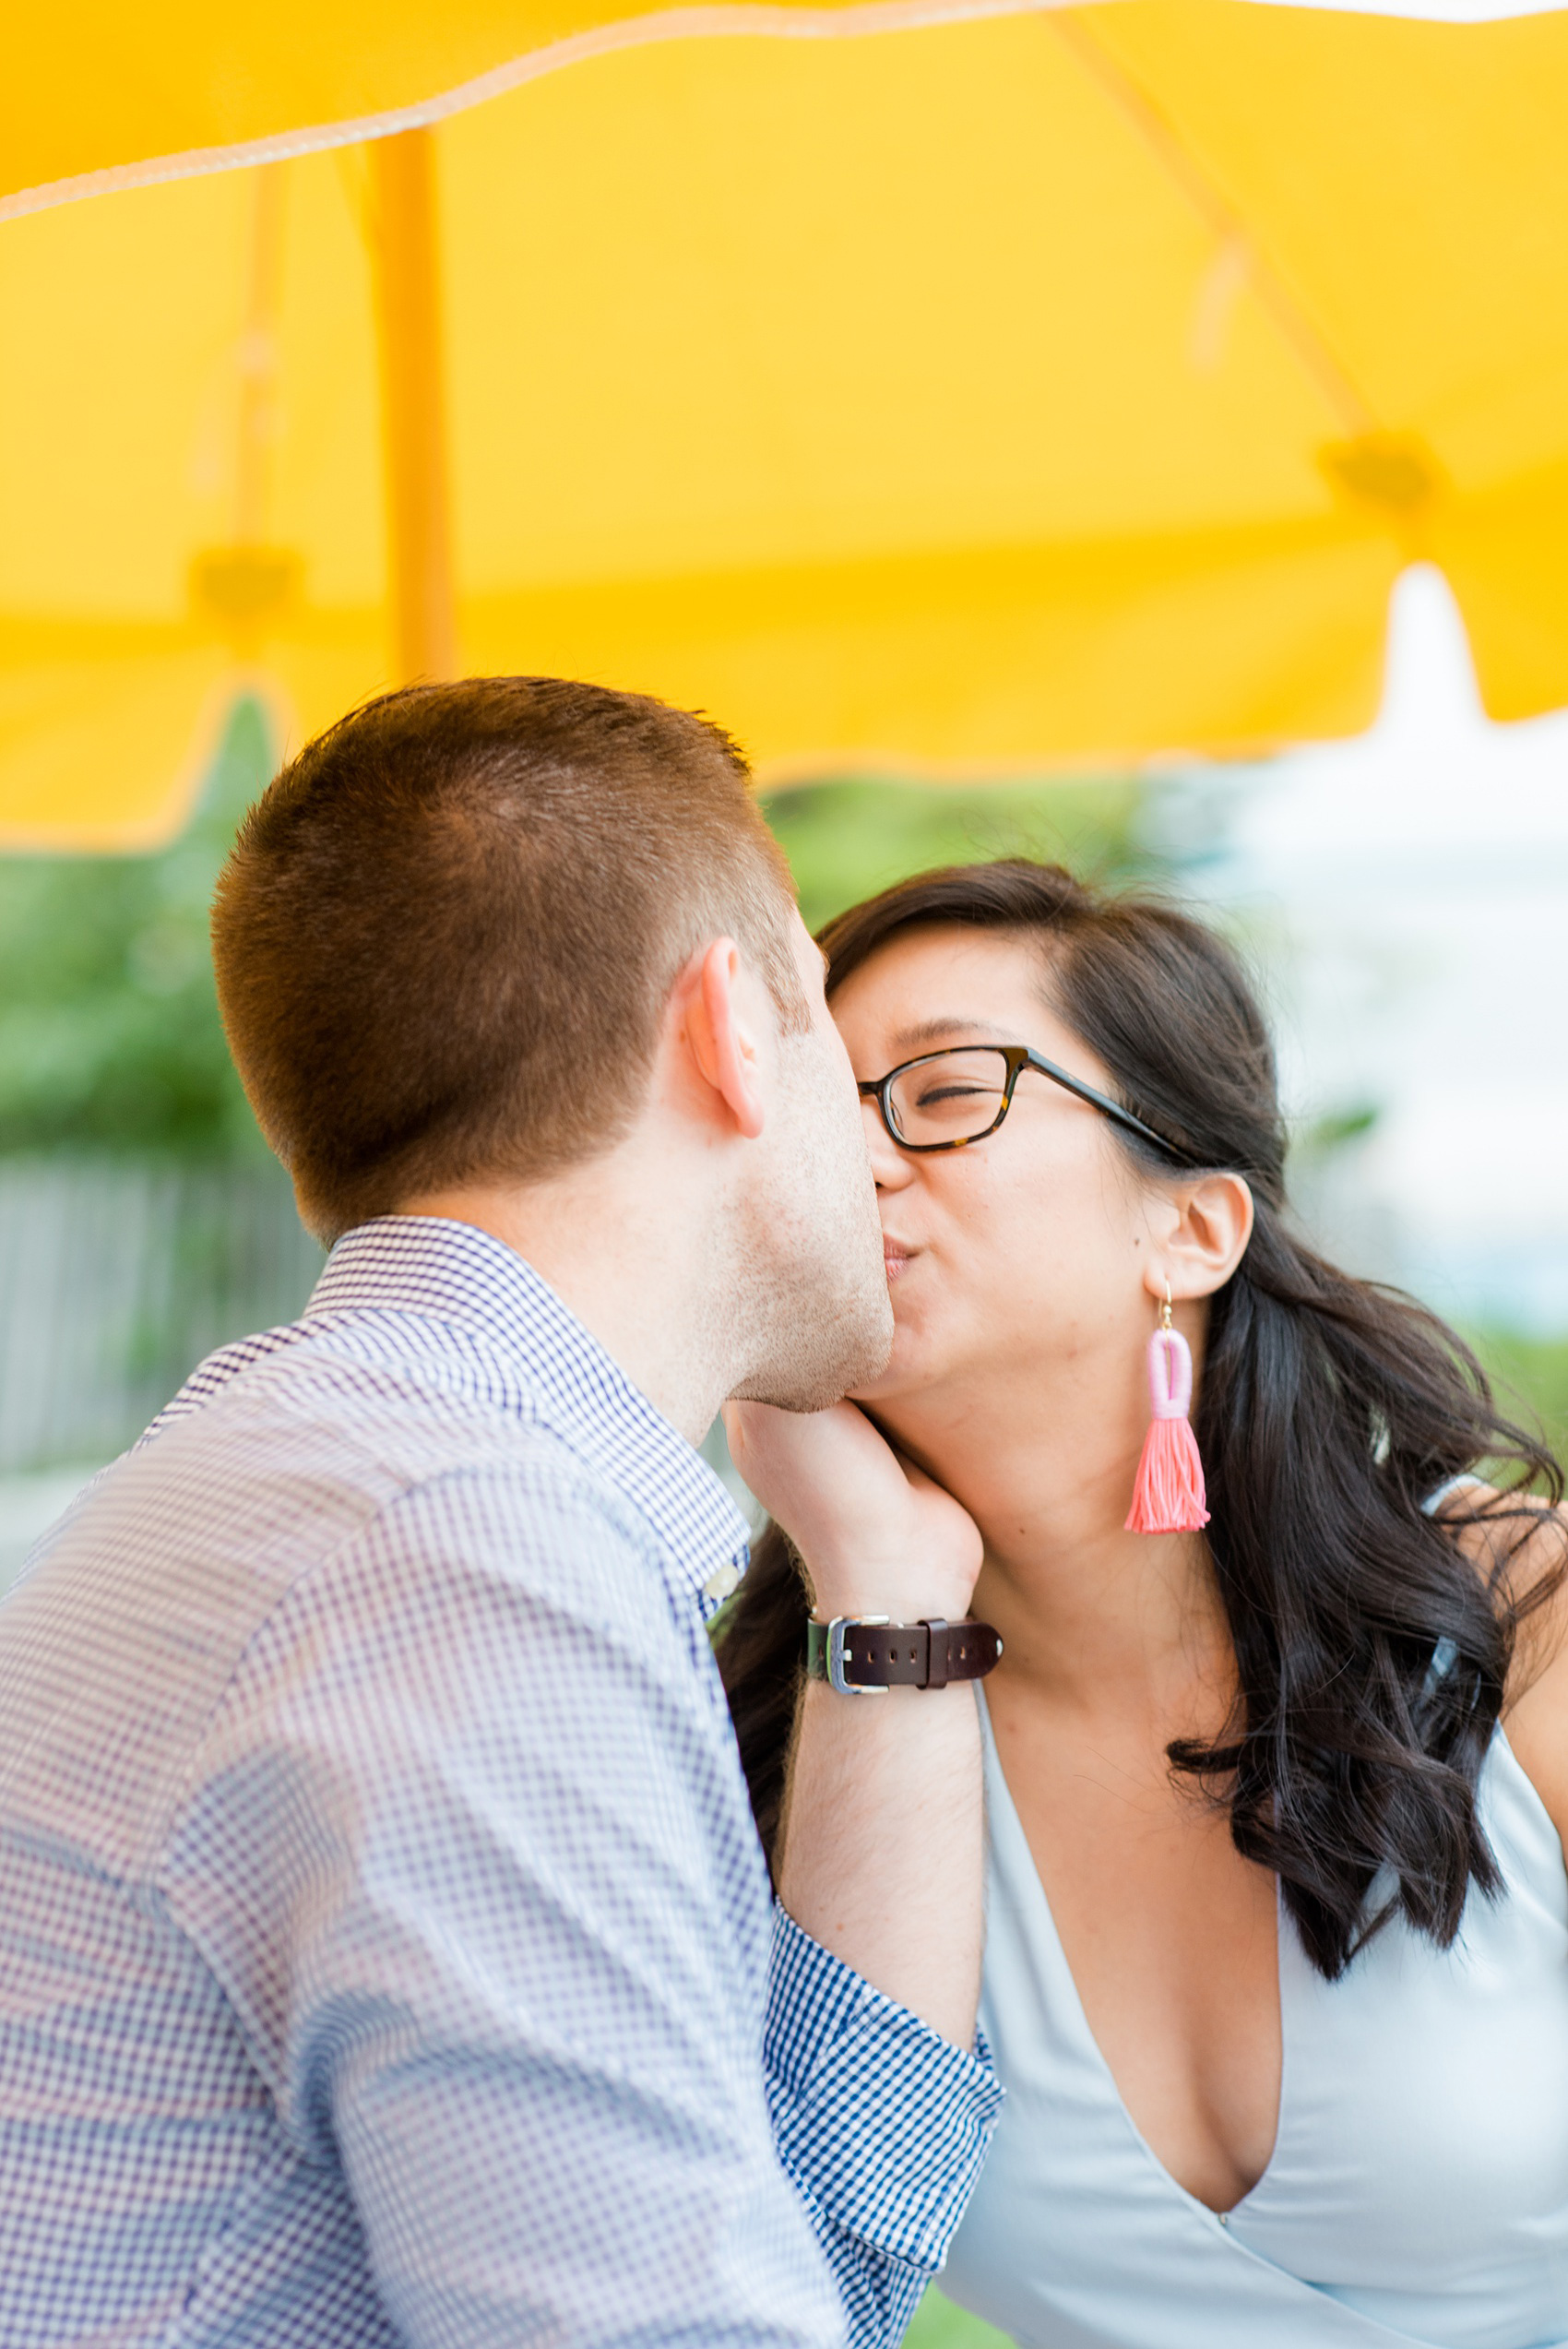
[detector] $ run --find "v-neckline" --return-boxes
[978,1687,1288,2225]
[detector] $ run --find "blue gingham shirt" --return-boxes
[0,1217,1000,2348]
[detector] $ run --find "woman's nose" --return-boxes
[861,1098,915,1187]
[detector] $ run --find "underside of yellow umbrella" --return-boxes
[3,1,1567,845]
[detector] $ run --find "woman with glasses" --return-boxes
[719,858,1568,2349]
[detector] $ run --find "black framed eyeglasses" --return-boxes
[859,1043,1193,1162]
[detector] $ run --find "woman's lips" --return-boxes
[883,1241,915,1282]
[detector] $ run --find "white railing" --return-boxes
[0,1157,323,1474]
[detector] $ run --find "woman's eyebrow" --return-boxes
[886,1016,1015,1052]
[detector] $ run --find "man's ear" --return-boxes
[683,936,767,1139]
[1153,1172,1254,1303]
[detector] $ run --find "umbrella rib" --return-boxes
[1043,10,1379,439]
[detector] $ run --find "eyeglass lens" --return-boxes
[885,1050,1011,1146]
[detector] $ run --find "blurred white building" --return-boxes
[1162,566,1568,1335]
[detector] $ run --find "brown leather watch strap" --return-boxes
[804,1615,1004,1692]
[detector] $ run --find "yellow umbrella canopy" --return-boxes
[4,1,1568,846]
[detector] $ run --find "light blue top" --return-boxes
[0,1216,999,2349]
[944,1696,1568,2348]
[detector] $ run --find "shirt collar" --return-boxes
[308,1216,750,1616]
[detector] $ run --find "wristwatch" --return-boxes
[805,1614,1004,1696]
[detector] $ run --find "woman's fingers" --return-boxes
[724,1399,902,1533]
[722,1397,983,1619]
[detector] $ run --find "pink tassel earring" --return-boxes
[1124,1285,1210,1534]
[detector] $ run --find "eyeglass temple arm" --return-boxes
[1017,1049,1191,1163]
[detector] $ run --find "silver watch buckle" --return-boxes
[826,1614,891,1696]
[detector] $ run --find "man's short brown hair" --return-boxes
[212,677,804,1241]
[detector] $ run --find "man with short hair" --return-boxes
[0,679,996,2348]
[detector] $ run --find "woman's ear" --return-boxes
[1157,1172,1254,1304]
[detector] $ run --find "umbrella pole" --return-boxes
[370,129,458,684]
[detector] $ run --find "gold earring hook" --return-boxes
[1160,1280,1173,1332]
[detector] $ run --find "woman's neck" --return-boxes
[870,1350,1233,1725]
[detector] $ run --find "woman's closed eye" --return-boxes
[913,1079,999,1108]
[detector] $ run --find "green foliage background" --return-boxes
[0,701,272,1160]
[759,774,1149,936]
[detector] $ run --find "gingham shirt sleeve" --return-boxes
[160,1461,851,2349]
[766,1909,1003,2346]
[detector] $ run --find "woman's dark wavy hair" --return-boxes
[719,857,1565,1980]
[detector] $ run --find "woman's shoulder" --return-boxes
[1438,1479,1568,1842]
